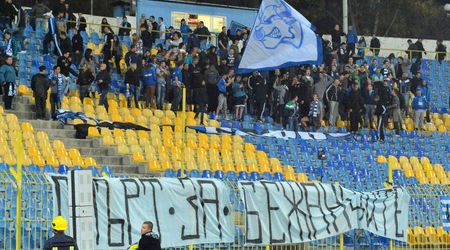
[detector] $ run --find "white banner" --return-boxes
[238,182,409,245]
[47,175,234,249]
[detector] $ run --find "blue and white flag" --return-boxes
[238,0,323,73]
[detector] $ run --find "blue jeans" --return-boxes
[99,89,109,111]
[364,104,375,127]
[127,85,138,108]
[156,83,166,110]
[288,117,299,132]
[171,86,182,111]
[200,39,207,51]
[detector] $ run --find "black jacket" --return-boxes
[414,41,425,59]
[43,233,78,250]
[138,232,161,250]
[59,37,72,54]
[347,89,364,115]
[57,56,78,77]
[77,70,95,86]
[194,26,210,41]
[196,85,208,106]
[363,89,376,105]
[72,34,83,52]
[125,69,139,86]
[96,70,111,91]
[151,21,159,40]
[141,29,153,48]
[30,73,50,98]
[119,22,131,37]
[331,29,345,44]
[189,63,203,89]
[370,37,380,49]
[125,51,139,67]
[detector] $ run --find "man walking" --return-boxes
[31,66,50,120]
[96,63,111,111]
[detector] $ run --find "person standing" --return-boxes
[96,63,111,111]
[102,27,114,67]
[180,19,190,43]
[70,28,83,60]
[156,61,169,110]
[232,75,246,121]
[194,79,208,125]
[2,31,18,66]
[363,84,376,129]
[216,70,234,120]
[125,64,139,108]
[77,13,87,32]
[48,66,63,120]
[389,89,402,136]
[194,21,210,51]
[43,216,78,250]
[273,72,289,123]
[119,16,131,37]
[417,79,431,124]
[31,0,51,31]
[284,96,300,132]
[398,72,411,118]
[111,35,123,74]
[218,26,229,60]
[30,66,50,120]
[347,83,363,133]
[138,221,161,250]
[301,93,323,132]
[411,88,427,131]
[171,62,183,111]
[325,79,340,126]
[157,17,166,46]
[374,95,387,142]
[76,64,95,103]
[435,39,447,63]
[406,39,418,60]
[414,39,426,60]
[0,56,16,110]
[331,24,345,50]
[205,64,219,113]
[369,34,380,56]
[143,63,156,108]
[346,26,358,56]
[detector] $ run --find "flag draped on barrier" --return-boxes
[238,0,323,73]
[238,182,410,245]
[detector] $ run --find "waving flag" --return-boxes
[238,0,323,73]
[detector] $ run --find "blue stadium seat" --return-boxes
[72,165,83,170]
[164,169,176,178]
[87,166,100,177]
[202,170,212,178]
[226,171,237,182]
[273,172,284,182]
[58,165,70,175]
[43,165,56,173]
[214,170,225,180]
[101,166,113,177]
[249,171,260,181]
[190,169,200,178]
[176,169,188,177]
[238,171,249,181]
[262,172,272,181]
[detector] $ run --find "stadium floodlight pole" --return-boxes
[343,0,348,33]
[91,0,93,16]
[181,85,186,177]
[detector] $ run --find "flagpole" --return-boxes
[343,0,348,33]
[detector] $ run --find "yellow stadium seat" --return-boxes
[153,109,164,118]
[124,115,135,124]
[377,155,387,163]
[55,148,68,158]
[272,165,282,174]
[21,122,34,132]
[429,177,440,186]
[142,109,153,117]
[165,110,176,119]
[102,136,115,146]
[223,163,235,173]
[410,156,419,165]
[32,155,45,167]
[297,173,309,182]
[425,226,438,244]
[423,163,433,172]
[84,157,97,168]
[27,147,41,158]
[285,172,296,181]
[46,156,59,167]
[133,152,146,163]
[18,84,31,95]
[235,164,247,173]
[69,155,83,166]
[88,127,101,137]
[420,157,430,166]
[437,227,450,244]
[283,165,295,174]
[57,156,72,167]
[148,160,161,171]
[434,164,444,172]
[248,164,258,173]
[52,140,65,150]
[161,161,173,170]
[130,145,142,154]
[211,162,223,172]
[68,149,81,160]
[418,177,428,185]
[403,169,414,178]
[117,144,129,154]
[260,163,271,174]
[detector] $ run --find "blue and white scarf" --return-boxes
[5,39,13,56]
[309,100,320,117]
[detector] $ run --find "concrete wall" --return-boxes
[322,35,450,60]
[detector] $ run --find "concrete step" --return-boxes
[6,109,36,120]
[20,119,64,130]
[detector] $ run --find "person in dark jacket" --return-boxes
[96,63,111,111]
[187,29,200,53]
[435,39,447,63]
[57,51,78,78]
[194,78,208,125]
[125,45,139,67]
[31,0,51,30]
[347,83,364,133]
[194,21,210,50]
[406,39,417,60]
[71,28,83,65]
[140,27,153,53]
[410,72,421,95]
[125,63,140,108]
[414,39,426,60]
[43,216,78,250]
[374,95,387,142]
[149,16,159,44]
[0,56,16,110]
[369,34,380,56]
[331,24,345,50]
[119,16,131,37]
[139,221,161,250]
[77,13,87,32]
[30,65,50,119]
[77,64,95,103]
[363,84,376,129]
[59,32,72,55]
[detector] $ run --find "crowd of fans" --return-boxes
[0,0,448,141]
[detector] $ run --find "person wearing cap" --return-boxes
[31,65,50,120]
[43,216,78,250]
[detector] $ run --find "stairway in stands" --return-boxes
[3,95,151,176]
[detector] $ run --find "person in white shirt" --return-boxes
[158,17,166,42]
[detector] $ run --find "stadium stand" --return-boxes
[0,6,449,249]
